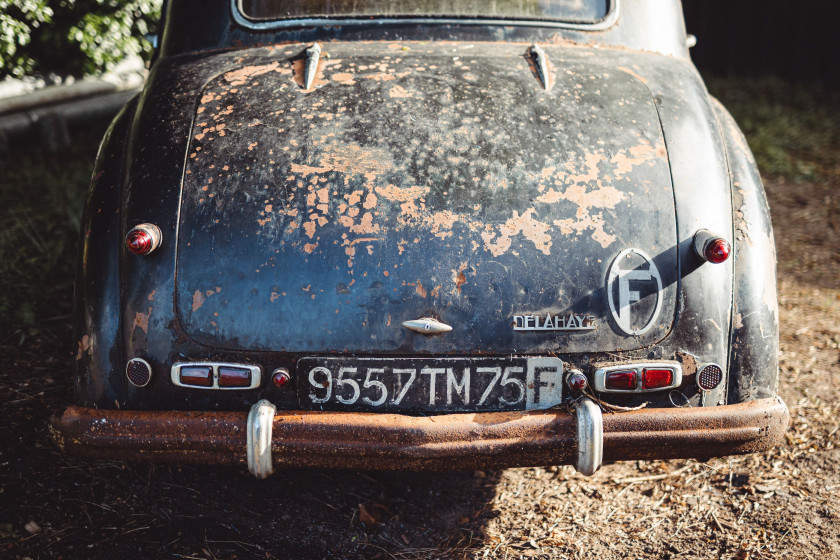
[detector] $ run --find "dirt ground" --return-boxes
[1,176,837,560]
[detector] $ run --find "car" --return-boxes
[50,0,789,478]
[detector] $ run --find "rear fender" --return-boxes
[712,99,779,402]
[73,97,138,407]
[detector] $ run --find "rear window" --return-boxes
[239,0,610,23]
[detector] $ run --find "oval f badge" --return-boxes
[606,248,663,336]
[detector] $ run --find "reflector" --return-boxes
[698,364,724,390]
[126,358,152,387]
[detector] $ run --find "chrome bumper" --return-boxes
[50,397,789,477]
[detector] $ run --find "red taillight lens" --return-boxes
[272,368,291,388]
[605,370,637,390]
[566,371,588,391]
[125,223,162,256]
[180,365,213,387]
[642,368,674,390]
[219,366,251,388]
[704,238,731,264]
[693,229,730,264]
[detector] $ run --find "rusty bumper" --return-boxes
[50,397,788,472]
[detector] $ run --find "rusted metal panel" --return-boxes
[176,43,677,355]
[51,397,789,471]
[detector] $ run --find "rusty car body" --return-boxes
[51,0,789,477]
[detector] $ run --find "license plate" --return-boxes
[296,357,564,413]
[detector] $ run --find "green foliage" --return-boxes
[0,0,161,78]
[0,124,107,340]
[707,76,840,184]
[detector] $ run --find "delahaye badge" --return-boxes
[513,313,596,332]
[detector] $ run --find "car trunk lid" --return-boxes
[175,44,678,354]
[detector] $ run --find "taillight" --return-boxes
[642,368,673,390]
[219,366,252,388]
[566,370,588,391]
[180,365,213,387]
[125,223,162,256]
[171,363,262,389]
[605,370,637,390]
[693,229,730,264]
[595,362,682,393]
[272,368,291,388]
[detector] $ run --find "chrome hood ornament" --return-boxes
[402,317,452,335]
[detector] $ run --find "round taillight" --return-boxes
[693,229,730,264]
[272,368,291,388]
[126,358,152,387]
[125,224,162,256]
[703,238,731,264]
[698,364,723,391]
[566,370,588,392]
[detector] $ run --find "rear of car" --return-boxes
[50,0,788,477]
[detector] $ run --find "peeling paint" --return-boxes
[223,61,290,87]
[75,334,91,361]
[192,290,205,312]
[133,307,152,334]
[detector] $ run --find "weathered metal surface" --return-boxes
[50,397,789,471]
[66,0,775,437]
[78,39,742,411]
[711,100,780,403]
[176,44,676,355]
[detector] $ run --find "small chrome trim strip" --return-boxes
[247,399,276,479]
[304,42,321,90]
[231,0,620,32]
[529,44,550,89]
[402,317,453,335]
[170,362,262,390]
[575,397,603,476]
[593,361,682,393]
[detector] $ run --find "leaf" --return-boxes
[358,503,379,526]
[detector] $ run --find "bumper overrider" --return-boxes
[50,397,789,477]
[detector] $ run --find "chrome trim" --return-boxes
[303,42,321,90]
[402,317,453,335]
[170,362,262,390]
[529,44,550,89]
[593,361,682,393]
[247,399,276,479]
[231,0,620,32]
[575,397,603,476]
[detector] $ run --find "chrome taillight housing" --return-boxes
[593,362,682,393]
